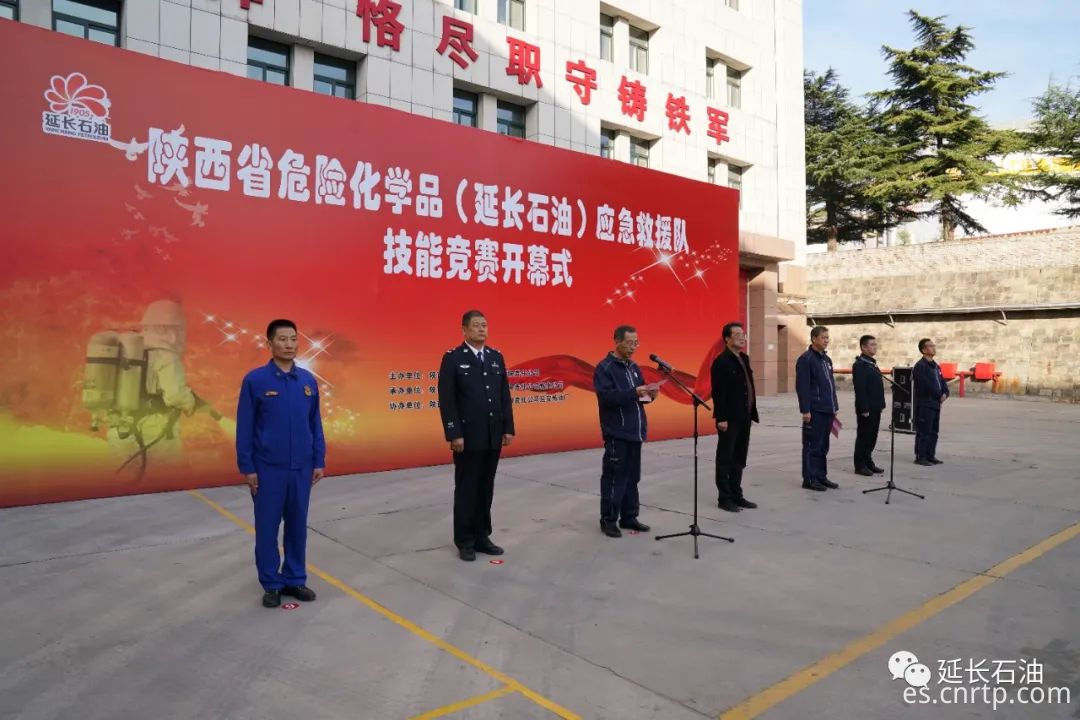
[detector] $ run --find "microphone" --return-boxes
[649,353,673,372]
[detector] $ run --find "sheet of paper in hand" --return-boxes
[638,379,668,403]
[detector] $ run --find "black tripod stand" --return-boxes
[654,364,734,557]
[863,373,924,504]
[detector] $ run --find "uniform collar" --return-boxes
[858,353,877,365]
[267,359,298,378]
[809,346,829,358]
[608,351,633,366]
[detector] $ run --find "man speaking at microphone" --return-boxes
[593,325,657,538]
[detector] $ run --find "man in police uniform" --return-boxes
[438,310,515,562]
[236,319,326,608]
[913,337,948,466]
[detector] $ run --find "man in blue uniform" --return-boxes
[438,310,515,562]
[236,319,326,608]
[594,325,656,538]
[913,337,948,466]
[796,325,840,492]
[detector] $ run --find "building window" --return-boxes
[1,0,18,20]
[708,157,720,184]
[630,137,650,168]
[706,57,719,100]
[728,165,744,207]
[727,66,742,108]
[498,0,524,31]
[53,0,120,46]
[629,25,649,74]
[247,38,290,85]
[453,89,479,128]
[314,54,356,99]
[454,0,476,12]
[599,14,614,62]
[600,128,616,159]
[496,101,526,138]
[725,0,739,9]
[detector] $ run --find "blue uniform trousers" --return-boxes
[914,405,941,461]
[252,464,312,590]
[600,437,641,523]
[802,411,833,484]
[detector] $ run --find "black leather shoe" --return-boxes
[282,585,316,602]
[802,480,827,491]
[869,462,886,474]
[820,479,839,489]
[262,589,281,608]
[718,500,742,512]
[929,458,944,465]
[476,540,504,555]
[855,467,874,476]
[459,547,477,561]
[619,519,650,532]
[600,521,622,538]
[914,458,934,466]
[735,498,757,509]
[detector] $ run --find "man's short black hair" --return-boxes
[811,325,829,340]
[859,334,876,349]
[614,325,637,342]
[267,318,297,340]
[462,310,486,327]
[722,322,744,340]
[918,338,932,353]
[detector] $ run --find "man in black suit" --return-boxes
[852,335,886,476]
[913,337,948,466]
[438,310,515,562]
[710,322,760,512]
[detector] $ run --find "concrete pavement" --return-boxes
[2,391,1079,719]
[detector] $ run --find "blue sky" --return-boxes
[803,1,1080,127]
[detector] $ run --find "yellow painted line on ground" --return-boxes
[720,519,1080,720]
[188,490,581,720]
[408,686,517,719]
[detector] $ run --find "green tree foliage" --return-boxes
[869,10,1021,241]
[1027,82,1080,218]
[804,69,891,249]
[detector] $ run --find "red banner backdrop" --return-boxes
[0,22,738,507]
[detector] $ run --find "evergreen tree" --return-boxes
[870,10,1019,241]
[1028,82,1080,218]
[804,69,888,249]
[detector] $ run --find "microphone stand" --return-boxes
[863,372,924,504]
[653,362,734,558]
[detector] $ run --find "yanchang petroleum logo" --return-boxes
[41,71,112,144]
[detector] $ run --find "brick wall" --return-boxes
[806,228,1080,402]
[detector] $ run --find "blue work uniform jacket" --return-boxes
[795,347,839,415]
[594,352,648,443]
[236,360,326,474]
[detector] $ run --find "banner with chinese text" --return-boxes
[0,22,738,507]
